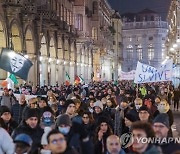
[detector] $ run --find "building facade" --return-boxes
[112,11,123,80]
[0,0,118,86]
[122,9,168,72]
[166,0,180,87]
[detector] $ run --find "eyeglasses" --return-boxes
[51,138,65,144]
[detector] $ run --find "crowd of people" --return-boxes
[0,81,180,154]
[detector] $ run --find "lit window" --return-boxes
[127,45,133,60]
[92,27,98,40]
[148,44,154,60]
[137,44,143,60]
[75,14,83,31]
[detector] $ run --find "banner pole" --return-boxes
[136,83,139,98]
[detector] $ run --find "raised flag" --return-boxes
[0,48,33,80]
[79,75,84,83]
[65,72,70,85]
[8,74,18,85]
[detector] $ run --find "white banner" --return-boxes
[119,70,136,80]
[134,60,173,83]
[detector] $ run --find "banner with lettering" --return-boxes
[134,60,173,83]
[119,70,136,80]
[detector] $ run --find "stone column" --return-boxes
[40,57,48,86]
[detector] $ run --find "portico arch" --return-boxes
[11,22,22,52]
[25,27,36,85]
[0,20,7,80]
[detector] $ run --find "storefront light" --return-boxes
[170,47,175,51]
[173,43,178,48]
[39,56,43,61]
[57,59,60,64]
[48,58,52,63]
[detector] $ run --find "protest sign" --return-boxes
[134,60,173,83]
[119,70,135,80]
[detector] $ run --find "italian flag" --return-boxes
[79,75,84,83]
[74,75,80,85]
[65,72,70,86]
[6,74,18,89]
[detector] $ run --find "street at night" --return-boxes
[0,0,180,154]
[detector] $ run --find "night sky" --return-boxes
[108,0,171,20]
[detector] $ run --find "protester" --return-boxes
[138,105,152,123]
[47,129,78,154]
[12,108,44,153]
[0,119,15,154]
[1,87,13,109]
[56,114,94,154]
[156,99,174,137]
[94,116,113,154]
[14,133,33,154]
[11,94,27,124]
[0,105,18,134]
[153,113,180,154]
[106,135,125,154]
[130,121,162,154]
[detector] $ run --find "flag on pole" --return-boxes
[0,48,33,80]
[79,75,84,83]
[8,74,18,85]
[74,75,80,85]
[65,72,70,86]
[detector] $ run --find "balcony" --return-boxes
[123,21,168,30]
[37,10,57,21]
[1,0,23,6]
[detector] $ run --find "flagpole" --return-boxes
[136,83,139,98]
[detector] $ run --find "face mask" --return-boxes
[89,108,94,113]
[157,105,166,113]
[135,105,142,110]
[58,127,70,135]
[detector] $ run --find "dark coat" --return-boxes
[3,119,18,135]
[160,141,180,154]
[64,122,94,154]
[11,103,26,124]
[12,121,44,154]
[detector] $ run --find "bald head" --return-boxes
[19,94,26,105]
[107,135,121,154]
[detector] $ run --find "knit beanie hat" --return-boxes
[139,105,150,114]
[24,108,39,120]
[56,114,72,126]
[153,113,170,128]
[64,99,75,110]
[94,100,103,110]
[0,106,11,116]
[125,113,137,122]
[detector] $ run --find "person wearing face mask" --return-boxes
[155,99,174,137]
[128,98,142,121]
[56,114,94,154]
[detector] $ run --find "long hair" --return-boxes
[94,122,113,141]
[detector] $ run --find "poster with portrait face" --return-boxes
[0,48,33,80]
